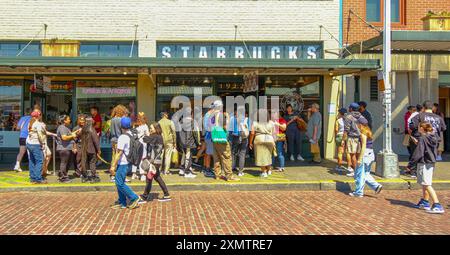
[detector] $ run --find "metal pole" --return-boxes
[376,0,399,178]
[383,0,392,153]
[53,137,56,176]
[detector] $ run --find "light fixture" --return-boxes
[163,76,171,84]
[296,76,304,84]
[123,71,127,76]
[328,68,334,76]
[265,76,272,84]
[203,77,210,84]
[233,72,238,76]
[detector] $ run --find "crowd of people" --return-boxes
[11,98,446,213]
[333,100,446,214]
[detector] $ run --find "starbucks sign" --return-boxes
[157,42,323,60]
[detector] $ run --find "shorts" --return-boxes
[346,137,360,154]
[19,138,27,146]
[417,163,434,186]
[205,139,214,155]
[335,134,344,147]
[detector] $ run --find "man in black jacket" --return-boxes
[408,101,447,177]
[176,107,201,178]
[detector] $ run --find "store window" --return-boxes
[156,76,214,116]
[366,0,403,23]
[76,80,137,121]
[79,42,138,57]
[0,42,41,56]
[0,80,22,131]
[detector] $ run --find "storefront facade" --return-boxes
[0,0,382,164]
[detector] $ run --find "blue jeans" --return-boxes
[272,141,285,169]
[115,164,138,206]
[354,162,380,196]
[286,127,302,158]
[27,143,43,182]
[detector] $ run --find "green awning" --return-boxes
[440,72,450,87]
[0,56,380,70]
[344,31,450,57]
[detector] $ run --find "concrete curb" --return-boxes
[0,180,449,193]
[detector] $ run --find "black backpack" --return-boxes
[125,129,144,167]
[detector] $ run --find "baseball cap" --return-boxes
[338,108,347,114]
[30,110,41,118]
[213,100,223,108]
[349,102,360,111]
[121,117,132,129]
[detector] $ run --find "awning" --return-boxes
[344,31,450,57]
[440,72,450,87]
[0,57,380,76]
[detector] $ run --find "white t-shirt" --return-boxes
[136,124,149,139]
[337,118,345,135]
[117,131,131,165]
[26,121,46,145]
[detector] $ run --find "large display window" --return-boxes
[76,80,137,119]
[0,80,22,131]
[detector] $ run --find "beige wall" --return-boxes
[137,74,156,121]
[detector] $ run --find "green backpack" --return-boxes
[211,126,228,144]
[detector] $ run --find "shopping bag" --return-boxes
[402,134,410,147]
[211,126,228,144]
[310,143,320,154]
[171,148,179,164]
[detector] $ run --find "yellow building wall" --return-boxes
[41,40,79,57]
[323,76,341,160]
[137,74,155,122]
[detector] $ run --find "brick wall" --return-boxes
[343,0,450,45]
[0,0,340,58]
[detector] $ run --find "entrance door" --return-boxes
[30,92,46,117]
[45,94,72,132]
[439,96,449,152]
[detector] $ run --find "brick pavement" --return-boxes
[0,190,448,235]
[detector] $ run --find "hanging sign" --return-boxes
[243,71,258,93]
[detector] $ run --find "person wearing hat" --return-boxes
[26,109,47,184]
[335,108,351,172]
[343,102,367,177]
[109,117,141,209]
[158,111,177,175]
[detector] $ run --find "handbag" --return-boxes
[297,118,307,132]
[146,163,157,180]
[402,134,410,147]
[254,133,275,146]
[211,126,228,144]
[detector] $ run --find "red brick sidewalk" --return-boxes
[0,190,448,235]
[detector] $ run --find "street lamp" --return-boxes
[376,0,399,178]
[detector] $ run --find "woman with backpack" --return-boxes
[131,112,150,181]
[176,107,201,178]
[140,123,171,203]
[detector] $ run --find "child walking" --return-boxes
[412,122,445,214]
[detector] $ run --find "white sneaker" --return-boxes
[436,155,443,161]
[132,173,138,180]
[125,178,130,183]
[14,163,22,172]
[238,172,244,177]
[110,176,115,182]
[184,173,197,178]
[140,175,146,182]
[260,172,268,178]
[346,172,355,177]
[290,155,295,161]
[179,170,185,176]
[297,155,305,161]
[267,170,272,175]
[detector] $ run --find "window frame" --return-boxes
[79,42,138,57]
[0,41,41,57]
[365,0,406,26]
[369,76,379,102]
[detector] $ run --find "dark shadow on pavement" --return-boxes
[334,181,352,194]
[385,198,416,209]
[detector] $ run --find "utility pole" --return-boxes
[376,0,399,178]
